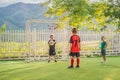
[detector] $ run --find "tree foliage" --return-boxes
[104,0,120,31]
[0,23,6,34]
[43,0,119,31]
[87,2,108,31]
[44,0,92,28]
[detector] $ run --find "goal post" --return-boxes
[26,20,69,62]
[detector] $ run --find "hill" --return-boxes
[0,2,51,30]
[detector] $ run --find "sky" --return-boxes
[0,0,48,7]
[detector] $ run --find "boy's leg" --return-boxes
[101,50,106,63]
[104,51,106,62]
[68,56,74,68]
[71,56,74,67]
[76,53,80,68]
[76,57,80,67]
[54,55,57,62]
[48,55,50,63]
[101,51,104,62]
[103,55,106,62]
[68,52,74,68]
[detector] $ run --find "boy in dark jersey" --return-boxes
[68,28,80,68]
[48,35,57,63]
[100,36,107,63]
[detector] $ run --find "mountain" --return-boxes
[0,2,52,30]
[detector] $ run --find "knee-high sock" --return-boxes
[71,58,74,67]
[77,58,80,66]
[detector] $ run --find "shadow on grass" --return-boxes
[0,65,34,73]
[101,63,120,68]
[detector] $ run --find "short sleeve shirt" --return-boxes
[70,35,80,52]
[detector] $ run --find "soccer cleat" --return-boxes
[68,66,73,69]
[101,61,104,63]
[76,65,80,68]
[48,60,50,63]
[101,61,106,64]
[55,60,57,62]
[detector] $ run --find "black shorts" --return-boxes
[101,49,106,56]
[49,49,56,56]
[69,52,80,57]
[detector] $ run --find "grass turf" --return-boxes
[0,57,120,80]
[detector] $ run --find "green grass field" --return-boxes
[0,57,120,80]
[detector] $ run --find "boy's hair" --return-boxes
[101,36,105,40]
[50,35,53,38]
[101,36,105,38]
[72,28,77,33]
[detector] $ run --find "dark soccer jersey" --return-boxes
[48,40,56,50]
[70,35,80,52]
[100,41,107,50]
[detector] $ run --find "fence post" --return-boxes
[32,28,37,60]
[26,20,31,62]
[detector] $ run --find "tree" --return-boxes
[87,1,108,31]
[104,0,120,31]
[0,23,7,34]
[44,0,117,31]
[44,0,93,29]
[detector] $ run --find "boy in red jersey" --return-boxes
[68,28,80,68]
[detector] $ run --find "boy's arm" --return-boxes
[79,43,81,51]
[54,40,56,44]
[79,37,81,50]
[69,36,72,51]
[69,43,72,52]
[70,43,72,48]
[48,40,50,45]
[105,42,107,48]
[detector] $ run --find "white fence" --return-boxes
[0,30,27,59]
[0,30,120,60]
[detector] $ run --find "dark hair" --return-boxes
[72,28,77,33]
[50,35,53,38]
[101,36,105,40]
[101,36,105,38]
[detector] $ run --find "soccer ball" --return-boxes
[49,40,55,46]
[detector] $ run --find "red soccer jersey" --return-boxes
[70,35,80,52]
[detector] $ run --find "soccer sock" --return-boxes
[77,58,80,66]
[71,58,74,67]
